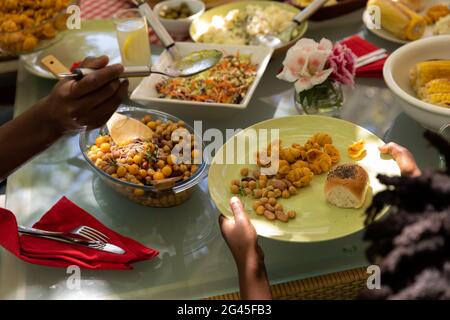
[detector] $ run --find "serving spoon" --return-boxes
[59,49,223,81]
[128,0,222,68]
[252,0,329,48]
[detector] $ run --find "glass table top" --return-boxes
[0,10,442,299]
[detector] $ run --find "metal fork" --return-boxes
[18,225,109,243]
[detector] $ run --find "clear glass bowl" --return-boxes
[0,0,80,55]
[79,105,208,207]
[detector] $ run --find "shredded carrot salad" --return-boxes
[155,53,257,104]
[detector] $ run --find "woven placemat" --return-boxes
[206,267,368,300]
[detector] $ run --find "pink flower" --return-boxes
[327,43,356,86]
[277,38,333,92]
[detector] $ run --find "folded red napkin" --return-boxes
[340,35,388,78]
[0,197,159,270]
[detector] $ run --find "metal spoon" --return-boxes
[129,0,221,67]
[58,48,223,80]
[252,0,329,48]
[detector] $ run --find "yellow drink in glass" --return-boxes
[114,9,151,90]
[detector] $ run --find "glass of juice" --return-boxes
[114,9,152,91]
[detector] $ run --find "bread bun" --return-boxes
[324,164,369,208]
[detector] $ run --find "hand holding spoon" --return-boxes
[59,49,223,80]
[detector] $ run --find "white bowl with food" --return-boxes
[131,42,274,109]
[154,0,205,38]
[383,35,450,131]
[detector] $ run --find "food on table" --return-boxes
[155,53,257,104]
[230,133,340,222]
[0,0,72,53]
[399,0,424,12]
[197,4,298,45]
[417,78,450,107]
[292,0,337,7]
[410,60,450,108]
[324,163,369,209]
[424,4,450,25]
[410,60,450,90]
[433,14,450,35]
[347,139,367,160]
[367,0,426,41]
[86,115,201,206]
[158,2,193,19]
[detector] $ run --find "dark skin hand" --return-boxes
[220,143,420,300]
[0,56,128,182]
[219,196,272,300]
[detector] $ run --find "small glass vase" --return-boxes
[294,80,344,117]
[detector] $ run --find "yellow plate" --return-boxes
[208,115,400,242]
[190,1,308,55]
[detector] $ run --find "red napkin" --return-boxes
[0,197,159,270]
[340,35,388,78]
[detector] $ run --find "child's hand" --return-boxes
[219,197,264,269]
[379,142,421,177]
[42,56,128,133]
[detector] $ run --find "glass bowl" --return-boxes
[79,105,208,207]
[0,0,80,55]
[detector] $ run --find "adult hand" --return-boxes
[219,197,264,269]
[41,56,128,133]
[379,142,421,177]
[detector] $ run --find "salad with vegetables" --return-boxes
[155,53,257,104]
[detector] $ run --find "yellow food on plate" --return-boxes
[367,0,426,41]
[424,4,450,25]
[399,0,424,12]
[347,139,367,160]
[410,60,450,108]
[230,132,340,223]
[0,0,73,53]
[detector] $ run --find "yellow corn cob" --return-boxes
[399,0,424,12]
[418,78,450,108]
[368,0,426,40]
[410,60,450,91]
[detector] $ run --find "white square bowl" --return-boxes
[130,42,274,109]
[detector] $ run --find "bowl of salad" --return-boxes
[130,42,273,109]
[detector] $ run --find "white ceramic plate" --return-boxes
[131,42,273,109]
[362,0,443,44]
[22,20,121,79]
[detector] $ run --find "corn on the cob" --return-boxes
[399,0,424,12]
[418,78,450,108]
[410,60,450,90]
[368,0,426,40]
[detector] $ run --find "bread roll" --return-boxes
[324,164,369,208]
